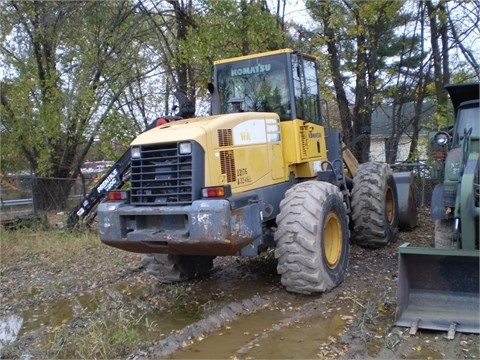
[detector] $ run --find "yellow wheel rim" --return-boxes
[386,185,395,224]
[324,212,342,269]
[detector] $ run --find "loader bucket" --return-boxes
[395,243,480,334]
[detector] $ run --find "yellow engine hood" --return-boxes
[131,112,279,146]
[131,115,224,146]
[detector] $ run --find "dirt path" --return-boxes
[0,210,478,359]
[130,230,479,360]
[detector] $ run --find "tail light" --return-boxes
[201,185,232,198]
[107,190,128,201]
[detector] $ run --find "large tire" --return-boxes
[434,219,458,248]
[351,162,399,248]
[141,254,215,283]
[274,181,349,294]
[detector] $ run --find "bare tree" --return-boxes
[446,0,480,79]
[426,0,450,108]
[308,0,407,163]
[0,1,157,210]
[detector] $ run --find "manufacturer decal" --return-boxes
[97,168,119,193]
[233,119,267,145]
[231,64,271,77]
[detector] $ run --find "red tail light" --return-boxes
[107,191,127,201]
[201,185,231,198]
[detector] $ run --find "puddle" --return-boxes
[20,294,95,333]
[18,281,205,339]
[245,312,345,359]
[170,306,346,359]
[6,255,349,358]
[15,271,278,347]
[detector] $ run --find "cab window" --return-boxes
[453,105,480,146]
[292,55,321,124]
[216,54,290,119]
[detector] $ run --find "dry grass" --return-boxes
[1,225,100,267]
[0,217,152,359]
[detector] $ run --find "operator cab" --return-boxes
[452,100,480,147]
[209,49,322,124]
[432,83,480,150]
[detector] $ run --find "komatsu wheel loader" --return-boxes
[67,91,194,228]
[97,48,407,294]
[395,82,479,335]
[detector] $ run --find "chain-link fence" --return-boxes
[391,162,434,208]
[0,173,102,221]
[1,163,435,223]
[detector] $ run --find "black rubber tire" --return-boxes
[434,219,457,248]
[351,162,399,248]
[141,254,215,283]
[274,181,349,294]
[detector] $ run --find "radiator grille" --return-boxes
[218,129,233,147]
[220,150,236,183]
[130,143,195,205]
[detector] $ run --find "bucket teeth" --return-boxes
[409,319,420,335]
[447,322,458,340]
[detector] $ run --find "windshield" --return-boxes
[215,53,290,119]
[453,105,480,146]
[214,51,322,123]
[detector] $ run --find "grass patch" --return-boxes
[0,226,100,267]
[6,300,160,359]
[0,221,154,359]
[234,248,277,272]
[59,310,149,359]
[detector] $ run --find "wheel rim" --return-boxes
[386,185,395,224]
[324,212,342,269]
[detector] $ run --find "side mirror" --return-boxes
[207,83,215,94]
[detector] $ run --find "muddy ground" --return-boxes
[0,209,478,359]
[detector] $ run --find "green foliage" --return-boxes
[0,1,165,209]
[178,0,287,87]
[304,0,478,163]
[1,0,477,206]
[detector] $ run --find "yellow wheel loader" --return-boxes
[395,82,479,335]
[97,49,409,294]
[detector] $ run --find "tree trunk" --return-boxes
[385,138,399,164]
[352,30,371,164]
[426,0,448,107]
[167,0,196,101]
[320,5,354,146]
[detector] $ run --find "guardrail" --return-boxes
[1,195,84,209]
[1,198,34,207]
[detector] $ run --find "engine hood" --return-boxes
[131,115,223,146]
[131,112,279,146]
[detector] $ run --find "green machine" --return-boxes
[395,83,480,335]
